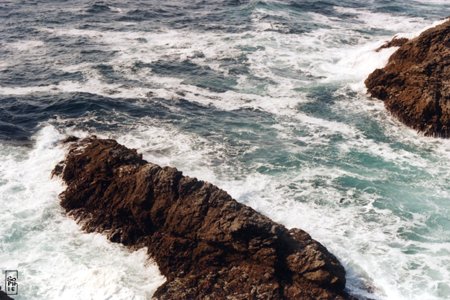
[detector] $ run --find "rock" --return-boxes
[365,19,450,137]
[0,291,13,300]
[53,137,352,299]
[375,37,409,52]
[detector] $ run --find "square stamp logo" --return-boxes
[4,270,18,296]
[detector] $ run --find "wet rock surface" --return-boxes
[366,19,450,137]
[53,137,352,299]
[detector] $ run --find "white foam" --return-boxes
[7,40,45,52]
[0,6,442,119]
[0,125,165,299]
[334,7,427,33]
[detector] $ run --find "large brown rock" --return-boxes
[365,19,450,137]
[53,137,352,299]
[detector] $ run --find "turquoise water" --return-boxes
[0,0,450,299]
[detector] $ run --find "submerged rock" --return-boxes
[53,137,352,299]
[365,19,450,137]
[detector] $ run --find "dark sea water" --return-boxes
[1,1,450,299]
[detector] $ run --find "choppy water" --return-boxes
[1,1,450,299]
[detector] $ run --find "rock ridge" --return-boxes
[53,137,352,299]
